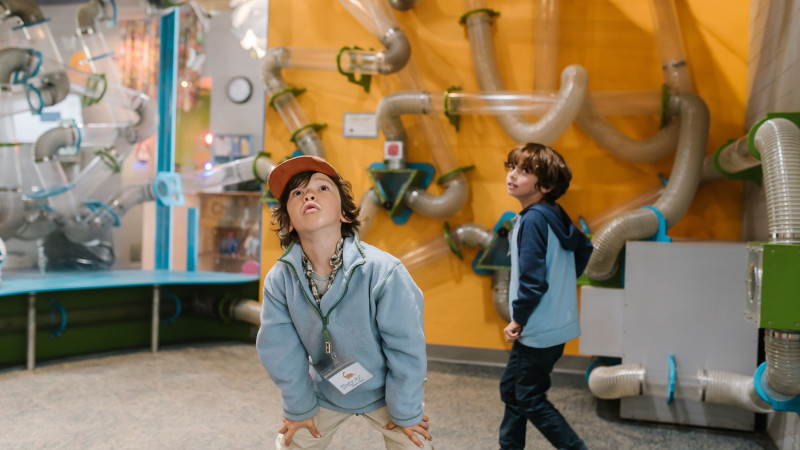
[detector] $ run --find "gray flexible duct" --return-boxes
[129,92,157,144]
[585,92,709,280]
[699,370,772,413]
[0,48,37,83]
[261,49,326,157]
[0,0,45,24]
[388,0,418,11]
[76,0,102,33]
[376,27,410,74]
[36,71,71,107]
[492,269,511,322]
[64,183,155,243]
[229,299,261,326]
[464,11,588,145]
[0,191,25,239]
[753,118,800,397]
[13,201,57,241]
[33,125,78,162]
[452,223,493,248]
[356,188,381,237]
[377,90,468,218]
[588,364,645,399]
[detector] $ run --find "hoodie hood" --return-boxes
[522,202,584,252]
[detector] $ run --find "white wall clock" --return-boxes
[226,76,253,104]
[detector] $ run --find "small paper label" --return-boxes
[327,362,373,395]
[343,113,378,138]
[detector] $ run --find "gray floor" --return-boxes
[0,342,777,449]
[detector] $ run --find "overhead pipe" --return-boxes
[180,153,278,193]
[533,0,559,91]
[585,92,709,280]
[753,119,800,398]
[575,0,691,163]
[376,90,468,218]
[463,3,588,145]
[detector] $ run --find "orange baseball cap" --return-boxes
[267,155,342,200]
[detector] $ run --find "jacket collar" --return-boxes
[278,232,366,283]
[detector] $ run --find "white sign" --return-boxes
[342,113,378,138]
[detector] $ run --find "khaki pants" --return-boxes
[275,406,434,450]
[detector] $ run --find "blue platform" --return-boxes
[0,270,259,297]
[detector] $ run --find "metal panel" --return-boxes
[579,286,624,357]
[620,241,759,430]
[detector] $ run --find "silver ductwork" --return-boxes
[585,92,709,280]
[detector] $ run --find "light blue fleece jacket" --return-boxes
[256,233,427,427]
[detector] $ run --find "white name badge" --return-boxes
[326,362,374,395]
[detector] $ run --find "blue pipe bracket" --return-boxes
[754,362,800,416]
[49,298,67,338]
[641,205,671,243]
[153,172,184,207]
[667,353,676,405]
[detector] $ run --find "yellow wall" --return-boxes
[260,0,749,354]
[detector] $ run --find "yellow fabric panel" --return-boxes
[261,0,748,353]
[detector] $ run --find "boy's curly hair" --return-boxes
[271,171,361,248]
[505,142,572,203]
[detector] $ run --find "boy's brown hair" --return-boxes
[271,171,361,248]
[505,142,572,203]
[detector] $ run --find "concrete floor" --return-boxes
[0,342,777,449]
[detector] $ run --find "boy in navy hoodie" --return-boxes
[499,143,593,450]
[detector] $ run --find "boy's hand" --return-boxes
[504,320,522,342]
[279,416,320,446]
[386,415,432,448]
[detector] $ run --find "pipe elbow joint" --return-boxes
[0,0,45,24]
[404,176,468,219]
[38,71,71,107]
[261,47,288,91]
[377,27,411,74]
[754,362,800,414]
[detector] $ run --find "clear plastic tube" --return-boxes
[78,30,130,123]
[278,46,386,75]
[180,156,258,193]
[649,0,693,92]
[715,137,759,174]
[534,0,559,91]
[431,90,662,116]
[397,233,455,272]
[585,182,665,233]
[337,0,398,38]
[0,88,21,141]
[0,144,22,189]
[0,88,36,118]
[15,21,62,73]
[273,94,309,135]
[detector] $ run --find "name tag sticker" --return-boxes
[326,362,373,395]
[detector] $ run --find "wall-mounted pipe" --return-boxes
[0,0,45,26]
[699,370,772,413]
[388,0,418,11]
[32,125,81,220]
[753,119,800,398]
[376,90,468,218]
[534,0,559,91]
[585,92,709,280]
[356,188,381,237]
[588,364,645,399]
[261,48,326,157]
[63,182,156,244]
[180,154,277,193]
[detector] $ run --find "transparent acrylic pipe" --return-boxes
[585,182,666,233]
[180,156,258,193]
[717,136,760,174]
[649,0,692,92]
[0,88,21,142]
[33,159,80,219]
[534,0,559,91]
[78,31,130,124]
[0,88,37,118]
[430,91,662,117]
[338,0,398,38]
[14,21,63,73]
[275,47,384,75]
[0,145,23,190]
[397,233,454,273]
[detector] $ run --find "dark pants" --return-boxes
[499,341,586,450]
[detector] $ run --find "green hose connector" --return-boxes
[436,165,475,185]
[337,46,372,93]
[95,148,120,173]
[659,84,670,129]
[268,86,306,109]
[712,139,762,184]
[290,122,327,144]
[458,8,500,25]
[443,222,463,260]
[82,73,107,107]
[444,85,462,132]
[252,152,272,183]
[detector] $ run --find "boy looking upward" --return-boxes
[257,155,433,449]
[500,143,593,450]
